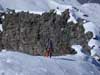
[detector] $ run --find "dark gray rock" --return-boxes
[1,9,93,55]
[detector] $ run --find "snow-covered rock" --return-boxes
[71,45,84,56]
[83,22,95,36]
[83,22,100,56]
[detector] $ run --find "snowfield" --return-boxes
[0,51,100,75]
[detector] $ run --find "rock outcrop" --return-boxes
[1,9,93,55]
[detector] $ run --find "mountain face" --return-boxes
[0,10,93,55]
[77,0,100,4]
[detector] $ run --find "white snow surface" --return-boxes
[0,0,80,11]
[0,51,100,75]
[0,24,3,32]
[83,22,96,36]
[81,3,100,27]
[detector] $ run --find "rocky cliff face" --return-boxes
[0,9,93,55]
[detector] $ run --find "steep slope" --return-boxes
[0,0,80,11]
[79,3,100,56]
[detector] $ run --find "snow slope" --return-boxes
[79,3,100,56]
[0,0,80,12]
[81,3,100,28]
[0,51,100,75]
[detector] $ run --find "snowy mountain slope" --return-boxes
[78,3,100,56]
[81,3,100,28]
[0,0,80,12]
[83,22,100,57]
[0,0,49,11]
[0,51,100,75]
[52,0,81,8]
